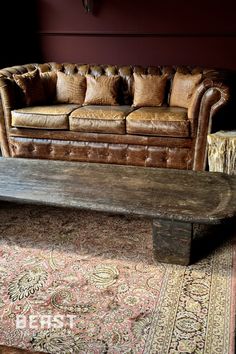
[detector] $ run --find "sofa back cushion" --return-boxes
[170,72,202,108]
[132,73,168,107]
[56,72,86,104]
[13,68,46,106]
[84,75,120,105]
[41,71,57,102]
[4,63,215,110]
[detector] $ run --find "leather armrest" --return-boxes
[189,79,230,170]
[0,78,18,156]
[0,95,10,156]
[188,78,229,121]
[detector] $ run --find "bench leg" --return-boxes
[152,219,193,265]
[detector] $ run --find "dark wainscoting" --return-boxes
[36,0,236,69]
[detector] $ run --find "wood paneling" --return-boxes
[39,34,236,69]
[37,0,236,35]
[36,0,236,69]
[1,0,236,69]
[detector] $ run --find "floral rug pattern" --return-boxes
[0,202,235,353]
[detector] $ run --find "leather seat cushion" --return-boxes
[126,107,190,137]
[11,104,79,130]
[69,105,133,134]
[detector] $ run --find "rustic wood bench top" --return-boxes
[0,158,235,224]
[0,158,235,265]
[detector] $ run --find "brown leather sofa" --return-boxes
[0,63,230,170]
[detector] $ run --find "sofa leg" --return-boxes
[152,219,193,265]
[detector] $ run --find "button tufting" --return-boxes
[28,144,34,153]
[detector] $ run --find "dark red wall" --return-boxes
[37,0,236,69]
[1,0,236,69]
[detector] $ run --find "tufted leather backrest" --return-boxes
[0,63,222,106]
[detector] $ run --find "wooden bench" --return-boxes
[0,344,41,353]
[0,157,235,265]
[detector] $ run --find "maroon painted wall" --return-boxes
[0,0,236,70]
[36,0,236,69]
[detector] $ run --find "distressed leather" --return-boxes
[9,137,193,169]
[9,128,193,147]
[132,73,168,107]
[12,104,79,129]
[13,69,46,106]
[170,72,202,108]
[56,72,86,104]
[126,107,190,137]
[84,75,120,105]
[70,105,133,134]
[40,71,57,102]
[0,63,230,170]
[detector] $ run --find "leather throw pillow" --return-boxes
[56,72,86,105]
[40,71,57,103]
[170,72,202,108]
[84,75,120,105]
[132,73,168,107]
[13,68,46,106]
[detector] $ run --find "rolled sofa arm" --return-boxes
[188,78,230,171]
[0,63,39,153]
[0,77,17,157]
[0,95,10,156]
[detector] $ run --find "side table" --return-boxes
[207,130,236,175]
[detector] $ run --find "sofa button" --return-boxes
[28,145,35,153]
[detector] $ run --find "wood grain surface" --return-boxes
[0,158,235,225]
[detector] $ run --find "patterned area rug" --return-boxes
[0,202,235,354]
